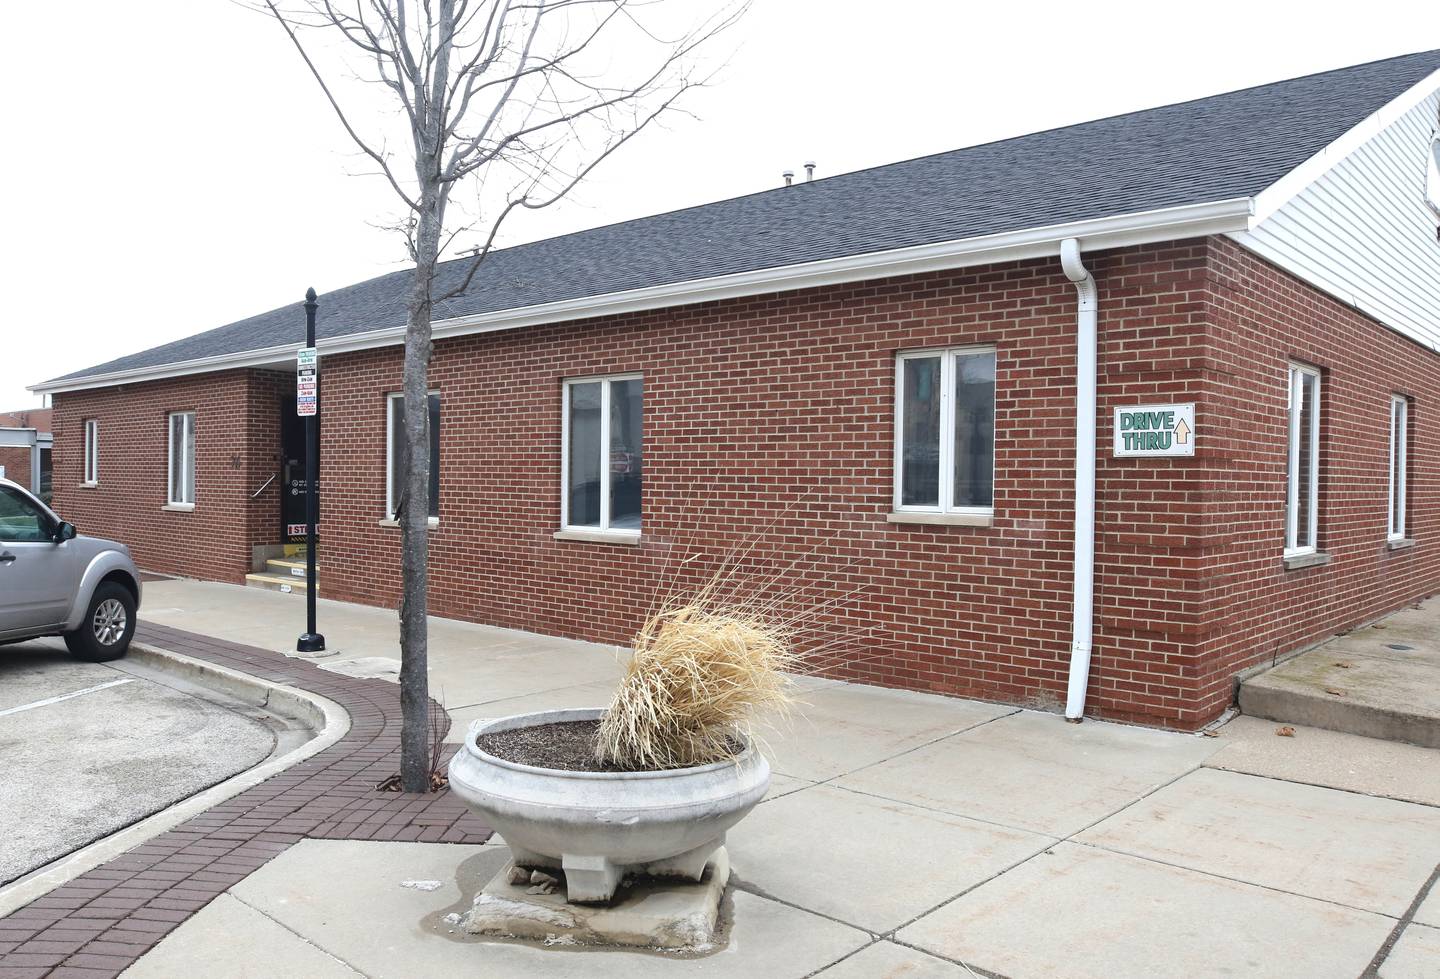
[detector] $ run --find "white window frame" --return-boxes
[1285,364,1321,556]
[83,419,98,485]
[167,411,196,507]
[893,346,997,516]
[561,373,642,536]
[1389,394,1409,542]
[385,391,440,521]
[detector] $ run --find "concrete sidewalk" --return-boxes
[35,581,1440,976]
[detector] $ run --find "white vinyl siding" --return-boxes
[561,375,642,535]
[83,420,98,484]
[894,348,996,516]
[1285,365,1321,556]
[167,412,195,506]
[1232,92,1440,353]
[1389,395,1409,542]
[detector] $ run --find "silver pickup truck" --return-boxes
[0,478,142,661]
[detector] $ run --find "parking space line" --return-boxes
[0,677,135,718]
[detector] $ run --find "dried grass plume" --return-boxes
[594,598,797,770]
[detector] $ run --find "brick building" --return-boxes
[30,52,1440,729]
[0,406,52,501]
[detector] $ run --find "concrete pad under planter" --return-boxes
[1381,924,1440,978]
[834,708,1219,837]
[897,842,1392,979]
[226,839,869,978]
[464,851,730,950]
[1076,767,1440,916]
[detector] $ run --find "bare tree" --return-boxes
[258,0,743,791]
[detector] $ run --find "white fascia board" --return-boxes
[1251,67,1440,225]
[32,196,1254,395]
[0,428,38,448]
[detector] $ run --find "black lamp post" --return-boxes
[296,287,325,653]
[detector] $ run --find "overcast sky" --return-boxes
[2,1,1435,410]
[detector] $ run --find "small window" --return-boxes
[1389,395,1409,542]
[894,348,996,514]
[562,375,642,533]
[1285,364,1321,555]
[83,420,98,484]
[167,412,196,506]
[386,392,441,520]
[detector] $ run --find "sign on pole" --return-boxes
[297,346,318,417]
[1113,403,1195,457]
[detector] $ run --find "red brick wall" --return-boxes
[0,445,32,492]
[45,237,1440,728]
[310,241,1215,726]
[50,370,285,582]
[1189,237,1440,715]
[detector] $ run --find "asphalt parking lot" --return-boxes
[0,640,278,886]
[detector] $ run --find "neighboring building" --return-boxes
[0,407,53,501]
[30,51,1440,730]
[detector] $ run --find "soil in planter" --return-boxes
[476,719,741,773]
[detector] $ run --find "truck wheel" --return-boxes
[64,582,137,662]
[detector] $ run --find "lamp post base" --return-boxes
[297,633,327,653]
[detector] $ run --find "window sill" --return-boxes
[1283,551,1330,570]
[887,511,993,528]
[1387,538,1416,551]
[79,482,98,489]
[378,517,440,528]
[162,503,195,513]
[553,529,642,546]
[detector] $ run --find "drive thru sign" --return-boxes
[1113,403,1195,457]
[297,347,318,417]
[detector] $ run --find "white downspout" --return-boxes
[1061,237,1098,722]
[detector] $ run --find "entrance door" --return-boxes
[280,398,308,544]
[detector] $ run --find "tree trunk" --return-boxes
[398,177,442,792]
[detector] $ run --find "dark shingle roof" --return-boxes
[50,49,1440,384]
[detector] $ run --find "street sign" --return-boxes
[297,346,318,417]
[1113,403,1195,457]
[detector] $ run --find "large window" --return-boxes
[563,375,642,534]
[386,392,441,520]
[895,348,996,514]
[167,412,195,507]
[83,420,98,485]
[1389,395,1409,542]
[1285,364,1321,555]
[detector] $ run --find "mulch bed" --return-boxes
[476,718,740,772]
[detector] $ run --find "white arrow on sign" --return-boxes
[1174,418,1191,444]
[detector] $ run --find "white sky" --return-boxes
[2,0,1435,409]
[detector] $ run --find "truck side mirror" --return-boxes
[54,521,77,543]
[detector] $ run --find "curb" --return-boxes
[0,643,351,918]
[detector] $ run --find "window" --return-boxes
[562,375,642,533]
[386,392,440,519]
[1285,364,1321,555]
[83,420,98,484]
[0,484,51,543]
[1389,395,1409,542]
[167,412,195,507]
[894,348,996,514]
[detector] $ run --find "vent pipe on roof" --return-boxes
[782,170,794,187]
[1061,237,1098,723]
[804,161,816,182]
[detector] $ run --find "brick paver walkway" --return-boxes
[0,622,491,978]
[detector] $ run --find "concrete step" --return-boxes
[1239,603,1440,749]
[244,572,314,595]
[264,557,315,577]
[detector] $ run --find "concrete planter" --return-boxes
[448,708,769,903]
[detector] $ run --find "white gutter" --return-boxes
[31,197,1254,395]
[1061,237,1098,722]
